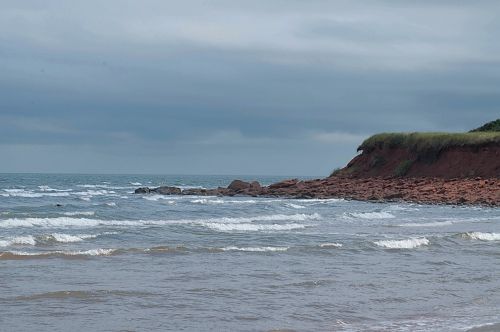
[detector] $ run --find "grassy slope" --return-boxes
[470,119,500,132]
[358,132,500,153]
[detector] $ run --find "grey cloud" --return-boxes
[0,0,499,174]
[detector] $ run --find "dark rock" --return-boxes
[269,179,299,189]
[249,181,261,190]
[153,186,182,195]
[227,180,251,191]
[135,187,151,194]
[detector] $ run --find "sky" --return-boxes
[1,0,499,175]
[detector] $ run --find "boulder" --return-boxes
[227,180,251,191]
[153,186,182,195]
[249,181,262,190]
[134,187,151,194]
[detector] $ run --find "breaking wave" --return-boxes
[319,243,343,248]
[0,248,116,260]
[62,211,96,216]
[461,232,500,241]
[221,246,289,252]
[0,232,115,247]
[0,214,321,231]
[374,238,429,249]
[202,223,307,232]
[346,211,396,219]
[398,220,454,227]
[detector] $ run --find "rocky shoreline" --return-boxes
[135,176,500,207]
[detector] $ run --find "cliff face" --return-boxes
[341,144,500,179]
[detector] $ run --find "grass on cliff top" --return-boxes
[358,132,500,153]
[470,119,500,132]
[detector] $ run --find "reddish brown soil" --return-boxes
[343,145,500,179]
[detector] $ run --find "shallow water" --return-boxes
[0,174,499,331]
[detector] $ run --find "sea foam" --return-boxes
[221,246,289,252]
[375,238,429,249]
[346,211,396,219]
[462,232,500,241]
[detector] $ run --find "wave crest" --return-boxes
[375,238,429,249]
[461,232,500,241]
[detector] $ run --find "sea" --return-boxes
[0,173,499,332]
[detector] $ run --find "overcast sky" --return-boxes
[1,0,499,175]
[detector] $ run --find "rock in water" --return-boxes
[153,186,182,195]
[134,187,151,194]
[227,180,251,191]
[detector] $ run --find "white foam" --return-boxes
[50,233,97,243]
[143,195,170,201]
[1,189,71,198]
[0,235,36,247]
[190,198,225,204]
[375,238,429,249]
[78,184,129,190]
[74,189,116,196]
[295,198,344,203]
[105,202,116,207]
[222,246,289,252]
[462,232,500,241]
[203,223,306,232]
[320,242,343,248]
[62,211,95,216]
[130,182,142,186]
[38,186,72,192]
[285,203,306,209]
[399,220,454,227]
[347,211,396,219]
[0,213,320,230]
[5,248,115,257]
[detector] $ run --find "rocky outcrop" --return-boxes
[134,177,499,206]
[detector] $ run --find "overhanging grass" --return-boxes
[358,132,500,153]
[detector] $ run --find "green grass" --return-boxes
[470,119,500,132]
[394,160,413,176]
[358,132,500,153]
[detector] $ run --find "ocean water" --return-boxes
[0,173,499,332]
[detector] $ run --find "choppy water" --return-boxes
[0,174,499,332]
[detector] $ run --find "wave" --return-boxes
[201,223,307,232]
[0,235,36,247]
[62,211,95,216]
[77,184,131,190]
[375,238,429,249]
[0,232,115,246]
[190,198,225,204]
[38,186,73,192]
[0,248,116,260]
[1,189,71,198]
[221,246,289,252]
[74,190,116,196]
[285,203,306,209]
[130,182,142,186]
[398,220,454,227]
[190,198,259,205]
[346,211,396,219]
[461,232,500,241]
[0,213,321,230]
[319,242,343,248]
